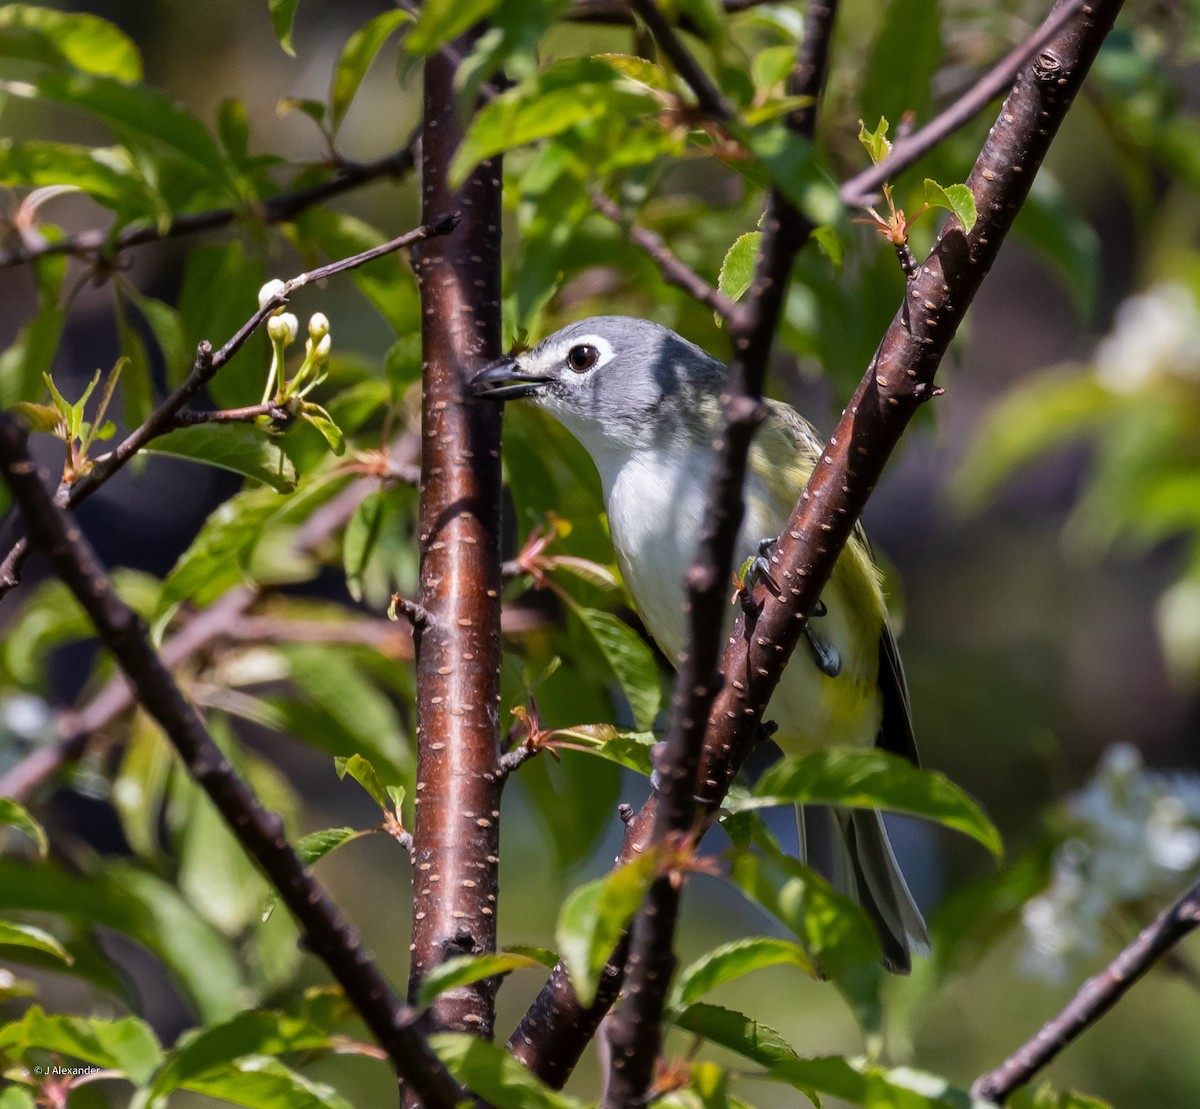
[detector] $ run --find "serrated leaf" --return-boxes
[417,952,544,1008]
[923,179,977,234]
[670,936,816,1008]
[736,750,1002,857]
[0,5,142,81]
[334,753,391,814]
[330,10,412,129]
[0,1005,161,1085]
[556,851,656,1006]
[431,1033,588,1109]
[268,0,301,56]
[0,920,72,964]
[143,424,298,493]
[718,232,762,305]
[0,798,47,857]
[408,0,499,56]
[568,604,661,730]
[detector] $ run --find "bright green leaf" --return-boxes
[169,1056,353,1109]
[268,0,301,57]
[408,0,498,56]
[718,232,761,305]
[330,10,412,129]
[343,490,383,603]
[0,1005,161,1085]
[556,851,656,1006]
[298,401,345,456]
[737,749,1002,857]
[858,117,892,165]
[549,724,656,777]
[670,936,816,1008]
[431,1033,587,1109]
[0,5,142,81]
[923,179,977,234]
[0,920,72,964]
[334,753,391,814]
[143,424,299,493]
[417,952,544,1008]
[0,798,47,857]
[566,604,661,730]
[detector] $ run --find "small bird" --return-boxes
[471,316,929,971]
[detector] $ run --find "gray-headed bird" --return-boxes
[472,316,928,971]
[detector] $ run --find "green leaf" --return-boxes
[296,826,363,866]
[718,232,761,305]
[0,141,159,218]
[417,952,544,1008]
[408,0,499,56]
[431,1033,587,1109]
[0,798,47,857]
[143,424,298,493]
[334,753,392,814]
[144,1010,331,1100]
[298,401,345,456]
[669,936,816,1008]
[858,117,892,165]
[0,1005,161,1085]
[0,255,65,409]
[923,179,977,234]
[0,920,72,964]
[28,72,236,196]
[450,56,660,185]
[166,1056,353,1109]
[729,850,882,1037]
[503,944,559,969]
[1009,1084,1113,1109]
[737,749,1002,857]
[556,851,656,1006]
[0,1087,35,1108]
[735,122,838,222]
[568,605,661,730]
[548,724,656,777]
[0,5,142,80]
[268,0,302,57]
[330,10,412,129]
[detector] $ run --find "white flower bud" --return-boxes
[313,333,332,361]
[257,279,287,310]
[308,312,330,341]
[267,312,299,345]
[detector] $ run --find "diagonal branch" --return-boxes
[972,878,1200,1104]
[0,137,420,270]
[624,0,733,119]
[0,417,464,1109]
[511,0,1126,1089]
[0,215,457,600]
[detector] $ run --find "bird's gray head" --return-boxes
[470,316,726,456]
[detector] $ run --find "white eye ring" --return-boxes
[560,334,613,375]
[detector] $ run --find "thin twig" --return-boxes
[840,0,1087,207]
[0,416,464,1108]
[623,0,733,120]
[589,189,736,319]
[169,402,290,427]
[0,215,458,599]
[972,879,1200,1104]
[569,0,777,23]
[0,138,420,270]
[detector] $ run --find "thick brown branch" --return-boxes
[973,879,1200,1103]
[589,189,736,319]
[405,38,506,1045]
[512,0,1124,1088]
[0,217,455,599]
[0,417,463,1108]
[0,139,419,270]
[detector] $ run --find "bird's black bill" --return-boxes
[469,359,548,400]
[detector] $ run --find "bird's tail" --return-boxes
[800,805,929,974]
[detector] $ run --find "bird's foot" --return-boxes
[733,538,782,614]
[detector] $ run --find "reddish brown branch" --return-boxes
[0,217,455,599]
[0,139,420,270]
[405,39,506,1044]
[973,878,1200,1103]
[511,0,1125,1088]
[0,416,463,1108]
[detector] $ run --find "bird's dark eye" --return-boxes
[566,344,599,373]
